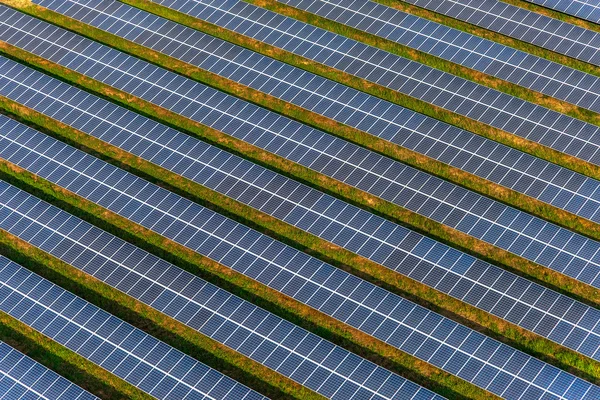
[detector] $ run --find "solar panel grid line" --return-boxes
[526,0,600,23]
[7,33,600,359]
[0,256,270,400]
[3,118,600,396]
[403,0,600,65]
[5,68,600,363]
[135,0,600,167]
[277,0,600,114]
[2,120,598,399]
[0,341,99,400]
[0,186,448,400]
[5,32,593,306]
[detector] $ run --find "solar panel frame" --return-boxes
[0,256,270,400]
[1,118,599,399]
[276,0,600,113]
[401,0,600,66]
[0,339,98,400]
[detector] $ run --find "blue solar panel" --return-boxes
[277,0,600,113]
[526,0,600,24]
[403,0,600,66]
[4,58,600,366]
[1,119,599,399]
[0,339,98,400]
[0,256,270,400]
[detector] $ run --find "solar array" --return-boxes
[402,0,600,66]
[0,256,269,400]
[2,0,600,396]
[5,57,600,365]
[277,0,600,113]
[18,0,600,230]
[526,0,600,24]
[0,181,449,400]
[5,14,600,297]
[0,339,97,400]
[3,115,600,399]
[137,0,600,167]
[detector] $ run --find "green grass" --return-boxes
[3,96,600,393]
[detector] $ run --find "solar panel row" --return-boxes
[0,339,98,400]
[139,0,600,165]
[22,0,600,230]
[277,0,600,113]
[4,59,600,365]
[526,0,600,24]
[0,184,450,400]
[0,256,270,400]
[4,15,600,297]
[1,117,599,399]
[402,0,600,66]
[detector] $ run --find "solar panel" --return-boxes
[4,14,600,302]
[526,0,600,24]
[402,0,600,66]
[129,0,600,165]
[4,57,600,365]
[0,256,270,400]
[276,0,600,113]
[1,119,599,399]
[0,190,448,400]
[18,0,600,232]
[0,339,98,400]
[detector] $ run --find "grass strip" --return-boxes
[0,162,489,400]
[13,0,600,246]
[3,99,600,390]
[501,0,600,33]
[0,232,319,400]
[0,309,151,399]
